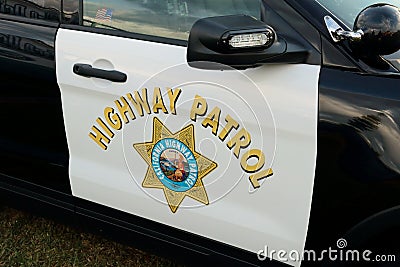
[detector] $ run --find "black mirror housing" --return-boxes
[352,4,400,57]
[187,15,286,68]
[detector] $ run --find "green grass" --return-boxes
[0,206,184,267]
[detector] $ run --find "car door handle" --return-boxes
[73,63,127,83]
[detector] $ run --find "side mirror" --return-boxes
[325,4,400,58]
[187,15,308,69]
[352,4,400,57]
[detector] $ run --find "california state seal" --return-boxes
[133,117,217,213]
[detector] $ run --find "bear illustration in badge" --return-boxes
[133,117,217,213]
[154,138,198,191]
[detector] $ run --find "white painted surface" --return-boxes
[56,28,319,266]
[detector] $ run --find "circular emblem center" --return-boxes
[151,138,198,192]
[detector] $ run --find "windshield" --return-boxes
[316,0,400,29]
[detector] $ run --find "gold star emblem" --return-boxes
[133,117,217,213]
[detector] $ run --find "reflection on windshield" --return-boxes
[83,0,260,40]
[316,0,400,28]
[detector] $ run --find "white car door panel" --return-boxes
[56,28,319,266]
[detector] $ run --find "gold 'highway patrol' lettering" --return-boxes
[89,87,182,150]
[190,94,273,189]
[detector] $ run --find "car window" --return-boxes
[82,0,261,40]
[0,0,60,22]
[316,0,400,29]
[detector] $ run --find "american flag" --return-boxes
[95,8,113,22]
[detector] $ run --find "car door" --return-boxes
[0,0,70,193]
[56,0,320,265]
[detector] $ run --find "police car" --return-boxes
[0,0,399,266]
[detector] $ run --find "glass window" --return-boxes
[316,0,400,29]
[83,0,261,40]
[63,0,79,24]
[0,0,60,22]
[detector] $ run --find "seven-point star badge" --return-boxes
[133,117,217,213]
